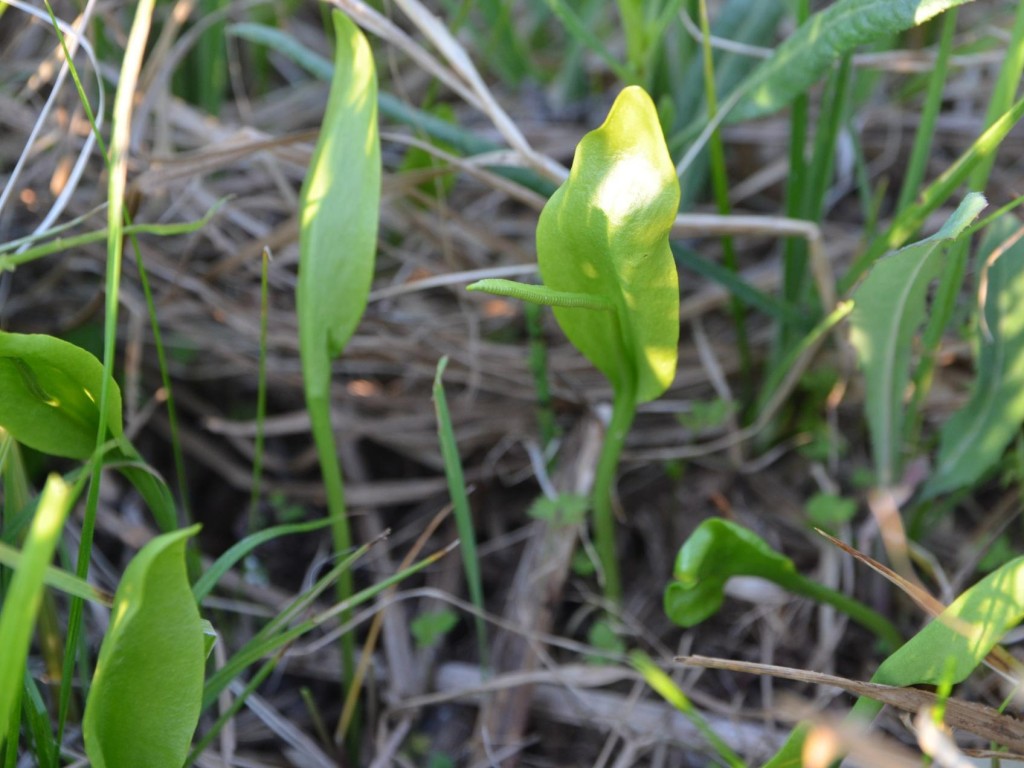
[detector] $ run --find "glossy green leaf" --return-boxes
[83,525,205,768]
[537,85,680,404]
[848,193,986,486]
[0,332,123,459]
[762,555,1024,766]
[730,0,978,123]
[297,9,381,386]
[924,217,1024,497]
[665,518,797,626]
[0,475,76,746]
[874,556,1024,686]
[664,518,901,649]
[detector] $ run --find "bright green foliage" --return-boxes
[730,0,980,123]
[848,193,985,487]
[762,553,1024,766]
[665,518,795,627]
[664,518,901,649]
[925,217,1024,496]
[83,525,205,768]
[0,331,123,459]
[538,85,680,404]
[0,475,75,747]
[298,10,381,376]
[469,85,680,602]
[410,610,459,649]
[295,8,382,696]
[477,99,678,400]
[469,85,679,404]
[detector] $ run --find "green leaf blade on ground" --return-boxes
[729,0,978,124]
[0,475,76,745]
[297,9,381,385]
[83,525,205,768]
[848,193,986,486]
[537,85,680,404]
[924,217,1024,497]
[0,332,123,459]
[873,555,1024,687]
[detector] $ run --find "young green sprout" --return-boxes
[664,518,902,651]
[469,85,680,602]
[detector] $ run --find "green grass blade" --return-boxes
[630,651,745,768]
[698,0,751,398]
[0,540,109,605]
[895,10,957,214]
[0,475,76,747]
[432,357,489,670]
[191,516,343,603]
[848,194,985,487]
[729,0,977,124]
[842,90,1024,291]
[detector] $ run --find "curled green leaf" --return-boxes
[0,331,123,459]
[538,85,680,404]
[665,518,901,650]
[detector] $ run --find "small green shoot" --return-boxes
[469,85,680,602]
[296,8,381,695]
[411,610,459,650]
[664,518,902,650]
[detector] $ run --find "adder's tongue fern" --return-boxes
[468,85,681,603]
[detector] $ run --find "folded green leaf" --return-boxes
[0,332,123,459]
[297,10,381,378]
[538,85,680,404]
[664,518,901,649]
[924,216,1024,497]
[83,525,205,768]
[848,193,986,486]
[730,0,978,123]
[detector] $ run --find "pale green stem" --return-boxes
[592,387,637,604]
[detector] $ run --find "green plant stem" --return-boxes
[306,396,355,689]
[780,571,902,652]
[592,389,637,604]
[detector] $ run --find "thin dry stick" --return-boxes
[678,655,1024,754]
